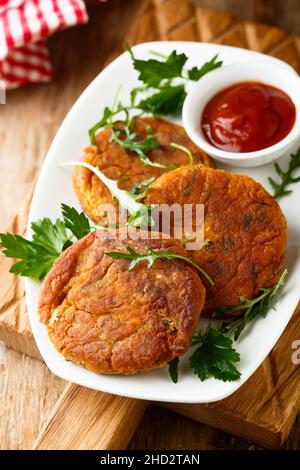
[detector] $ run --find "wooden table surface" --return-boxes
[192,0,300,35]
[0,0,299,450]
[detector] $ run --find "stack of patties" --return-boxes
[39,118,287,375]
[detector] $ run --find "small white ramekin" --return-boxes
[182,61,300,167]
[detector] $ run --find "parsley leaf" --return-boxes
[61,203,91,240]
[128,46,188,87]
[105,246,214,285]
[0,233,56,280]
[31,218,68,254]
[190,325,241,382]
[219,269,288,341]
[89,48,223,146]
[269,148,300,199]
[168,357,179,383]
[137,85,187,116]
[0,218,69,281]
[187,54,222,81]
[0,205,92,281]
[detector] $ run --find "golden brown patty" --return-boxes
[145,165,287,316]
[38,230,205,375]
[73,117,213,224]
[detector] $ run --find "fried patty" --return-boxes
[73,117,213,224]
[145,165,287,316]
[38,229,205,375]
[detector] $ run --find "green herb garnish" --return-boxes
[170,142,193,165]
[128,48,188,87]
[105,246,214,285]
[218,269,288,341]
[0,205,90,281]
[190,325,241,382]
[61,203,91,240]
[127,45,222,86]
[89,106,115,145]
[136,84,187,116]
[129,177,155,200]
[110,125,167,169]
[60,161,154,227]
[269,148,300,199]
[168,357,179,384]
[89,46,223,144]
[187,54,223,81]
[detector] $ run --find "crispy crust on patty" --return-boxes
[73,117,213,224]
[38,229,205,375]
[145,165,288,316]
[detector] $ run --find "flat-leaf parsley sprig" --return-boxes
[269,147,300,199]
[61,203,91,240]
[88,46,223,144]
[127,45,222,87]
[189,325,241,382]
[128,47,222,117]
[0,204,91,281]
[105,245,214,285]
[170,270,287,384]
[168,357,179,384]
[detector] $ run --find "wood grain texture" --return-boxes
[33,384,148,450]
[0,351,297,450]
[192,0,300,36]
[1,0,300,450]
[0,183,41,361]
[127,0,300,75]
[0,349,65,450]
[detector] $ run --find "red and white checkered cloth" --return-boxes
[0,0,89,89]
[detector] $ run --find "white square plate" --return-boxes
[25,42,300,403]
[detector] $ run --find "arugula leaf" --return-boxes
[187,54,222,81]
[89,107,114,145]
[105,246,214,285]
[219,269,288,341]
[61,204,90,240]
[269,148,300,199]
[88,103,132,145]
[168,357,179,384]
[129,177,155,200]
[190,325,241,382]
[137,85,187,116]
[110,125,167,169]
[128,46,188,87]
[126,205,155,228]
[170,142,193,165]
[60,162,154,227]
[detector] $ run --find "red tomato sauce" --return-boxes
[201,81,296,153]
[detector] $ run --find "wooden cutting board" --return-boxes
[1,0,300,450]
